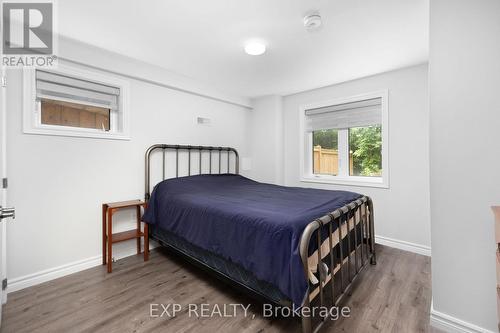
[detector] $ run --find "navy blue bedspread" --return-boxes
[143,174,361,305]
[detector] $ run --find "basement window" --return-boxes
[41,99,111,131]
[300,91,389,188]
[23,65,130,140]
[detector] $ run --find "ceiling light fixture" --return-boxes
[244,41,266,56]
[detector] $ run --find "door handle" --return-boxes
[0,206,15,220]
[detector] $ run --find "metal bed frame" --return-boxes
[144,144,376,333]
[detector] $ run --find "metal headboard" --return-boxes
[145,144,239,201]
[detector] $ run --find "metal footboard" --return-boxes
[299,196,376,333]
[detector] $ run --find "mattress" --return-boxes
[142,174,362,305]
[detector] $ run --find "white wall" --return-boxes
[247,95,283,184]
[5,41,250,288]
[282,64,431,251]
[58,37,252,109]
[429,0,500,331]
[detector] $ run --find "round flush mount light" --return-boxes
[303,13,322,31]
[244,41,266,56]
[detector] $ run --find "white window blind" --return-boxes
[36,70,120,110]
[304,97,382,131]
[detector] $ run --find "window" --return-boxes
[300,91,388,188]
[23,64,130,140]
[41,99,110,131]
[349,125,382,177]
[313,129,339,175]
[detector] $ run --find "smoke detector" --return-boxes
[303,13,322,31]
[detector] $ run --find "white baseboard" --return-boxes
[7,243,157,294]
[7,235,429,293]
[430,303,496,333]
[375,234,431,256]
[8,255,102,293]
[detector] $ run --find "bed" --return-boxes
[142,144,376,333]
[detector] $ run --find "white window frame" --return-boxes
[299,90,389,188]
[23,63,131,140]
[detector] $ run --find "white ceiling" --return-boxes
[58,0,429,98]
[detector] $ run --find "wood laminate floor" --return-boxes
[1,245,438,333]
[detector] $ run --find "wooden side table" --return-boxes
[102,200,149,273]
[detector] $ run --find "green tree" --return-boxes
[313,129,338,149]
[349,126,382,177]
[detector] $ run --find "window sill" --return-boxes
[301,175,389,189]
[23,127,131,141]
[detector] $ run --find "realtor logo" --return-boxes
[3,2,53,54]
[2,1,56,67]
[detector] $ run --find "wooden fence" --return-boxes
[313,146,353,175]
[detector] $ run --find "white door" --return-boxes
[0,3,13,324]
[0,62,5,325]
[0,65,15,325]
[0,5,16,324]
[0,62,6,325]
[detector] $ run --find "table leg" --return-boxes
[136,206,141,255]
[107,208,113,273]
[102,204,107,265]
[144,222,149,261]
